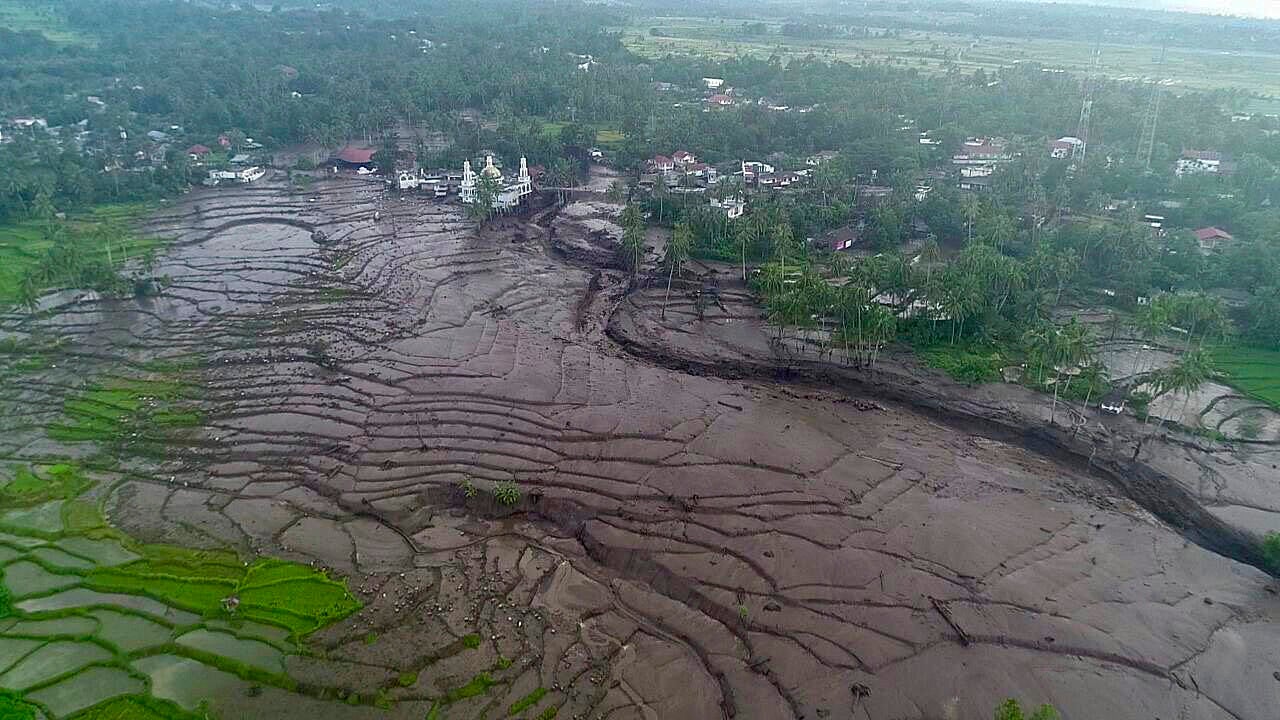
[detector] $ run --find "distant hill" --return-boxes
[1013,0,1280,20]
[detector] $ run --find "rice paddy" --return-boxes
[0,497,363,718]
[1214,345,1280,409]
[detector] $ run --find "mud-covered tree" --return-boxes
[663,221,692,318]
[620,203,645,276]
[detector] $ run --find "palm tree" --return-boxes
[962,194,981,245]
[662,221,692,318]
[620,203,645,276]
[1156,348,1214,430]
[1048,319,1091,426]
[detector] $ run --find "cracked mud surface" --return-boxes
[2,177,1278,719]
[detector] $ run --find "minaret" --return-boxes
[518,156,530,194]
[461,159,476,203]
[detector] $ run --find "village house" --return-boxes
[331,145,376,169]
[186,144,212,161]
[9,116,48,130]
[1049,136,1084,159]
[707,94,734,107]
[806,151,839,166]
[672,150,697,167]
[740,161,775,181]
[702,77,725,90]
[710,196,745,219]
[649,155,675,173]
[1194,226,1235,252]
[823,224,862,253]
[959,175,993,193]
[857,185,894,206]
[1176,150,1233,177]
[952,138,1013,165]
[204,166,266,186]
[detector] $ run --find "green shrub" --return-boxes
[494,481,521,506]
[509,687,548,715]
[1263,532,1280,574]
[919,345,1004,385]
[994,698,1060,720]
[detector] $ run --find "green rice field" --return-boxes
[0,204,161,306]
[1214,345,1280,409]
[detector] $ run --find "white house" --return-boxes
[204,166,265,186]
[702,77,724,90]
[710,196,745,219]
[1049,136,1084,159]
[740,161,775,180]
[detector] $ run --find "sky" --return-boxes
[1020,0,1280,19]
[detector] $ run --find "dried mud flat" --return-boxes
[2,177,1278,720]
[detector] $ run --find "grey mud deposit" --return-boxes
[3,176,1278,719]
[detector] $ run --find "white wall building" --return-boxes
[460,155,532,210]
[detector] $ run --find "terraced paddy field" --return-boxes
[0,174,1276,719]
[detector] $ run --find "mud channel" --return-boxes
[1,173,1278,720]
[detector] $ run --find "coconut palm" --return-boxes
[620,203,646,276]
[662,222,692,318]
[1156,347,1214,430]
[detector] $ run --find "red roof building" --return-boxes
[334,145,377,166]
[672,150,697,166]
[1193,227,1234,251]
[217,135,232,148]
[708,94,734,106]
[186,144,211,157]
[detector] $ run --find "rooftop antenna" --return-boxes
[1135,41,1168,172]
[1072,40,1102,167]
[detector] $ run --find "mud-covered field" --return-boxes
[1,175,1277,719]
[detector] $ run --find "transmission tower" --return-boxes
[1135,43,1168,171]
[1072,42,1102,166]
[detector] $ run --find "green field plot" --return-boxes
[0,0,93,45]
[0,204,161,306]
[1214,346,1280,409]
[622,17,1280,101]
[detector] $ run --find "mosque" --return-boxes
[460,155,533,210]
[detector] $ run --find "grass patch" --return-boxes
[915,343,1005,385]
[0,463,92,507]
[0,689,39,720]
[0,0,94,44]
[536,707,558,720]
[85,547,361,637]
[509,687,548,716]
[461,633,482,649]
[594,129,625,147]
[442,672,497,703]
[68,694,208,720]
[48,374,203,449]
[1213,345,1280,410]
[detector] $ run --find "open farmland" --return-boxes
[623,17,1280,108]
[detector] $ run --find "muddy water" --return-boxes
[2,176,1278,719]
